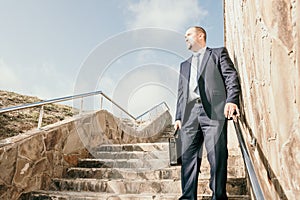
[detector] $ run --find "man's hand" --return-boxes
[174,120,182,130]
[224,103,240,122]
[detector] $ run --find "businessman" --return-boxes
[174,26,240,200]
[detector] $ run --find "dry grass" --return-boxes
[0,90,78,140]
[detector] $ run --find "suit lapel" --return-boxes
[198,47,212,78]
[183,56,192,100]
[186,56,192,82]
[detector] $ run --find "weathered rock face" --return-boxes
[0,110,172,199]
[224,0,300,199]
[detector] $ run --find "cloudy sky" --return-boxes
[0,0,224,119]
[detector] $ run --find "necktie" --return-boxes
[189,53,200,99]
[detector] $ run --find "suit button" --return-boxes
[195,98,202,104]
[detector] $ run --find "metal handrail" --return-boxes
[233,120,265,200]
[0,90,169,129]
[135,101,170,120]
[99,92,136,120]
[0,91,102,114]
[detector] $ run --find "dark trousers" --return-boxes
[179,101,228,200]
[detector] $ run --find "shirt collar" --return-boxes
[192,46,207,57]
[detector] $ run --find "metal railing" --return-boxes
[0,90,169,129]
[233,120,265,200]
[136,101,170,120]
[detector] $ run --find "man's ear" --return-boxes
[199,32,204,39]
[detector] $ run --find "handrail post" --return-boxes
[37,106,44,129]
[79,97,84,114]
[100,95,103,110]
[163,101,170,111]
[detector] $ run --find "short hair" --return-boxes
[192,26,207,41]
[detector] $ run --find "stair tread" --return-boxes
[96,143,169,146]
[94,143,242,156]
[50,177,247,195]
[53,177,246,182]
[28,190,251,199]
[68,166,181,170]
[93,143,170,151]
[66,167,245,179]
[83,154,242,158]
[79,158,169,161]
[79,154,243,163]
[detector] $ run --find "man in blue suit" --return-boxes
[174,26,240,200]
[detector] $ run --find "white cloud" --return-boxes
[127,83,177,118]
[106,63,179,119]
[125,0,207,31]
[121,0,208,118]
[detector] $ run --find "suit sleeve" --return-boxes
[175,64,184,121]
[219,47,240,106]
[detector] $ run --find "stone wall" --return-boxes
[224,0,299,199]
[0,109,172,199]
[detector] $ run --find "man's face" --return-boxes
[185,28,198,50]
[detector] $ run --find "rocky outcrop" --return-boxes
[224,0,300,199]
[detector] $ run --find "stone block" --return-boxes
[44,128,63,151]
[19,134,44,162]
[0,145,17,184]
[13,157,33,187]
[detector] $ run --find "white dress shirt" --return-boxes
[189,46,207,101]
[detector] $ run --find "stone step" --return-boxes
[76,156,245,177]
[78,158,170,169]
[93,149,242,160]
[49,178,248,195]
[91,152,244,168]
[22,190,251,200]
[92,143,243,163]
[94,142,242,155]
[93,150,169,160]
[66,165,244,180]
[93,142,169,152]
[66,167,182,180]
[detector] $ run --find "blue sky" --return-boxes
[0,0,224,119]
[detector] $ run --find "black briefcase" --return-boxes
[169,129,182,166]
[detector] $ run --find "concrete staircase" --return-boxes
[20,126,250,200]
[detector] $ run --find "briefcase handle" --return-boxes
[174,129,180,138]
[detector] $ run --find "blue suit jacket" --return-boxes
[175,47,240,121]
